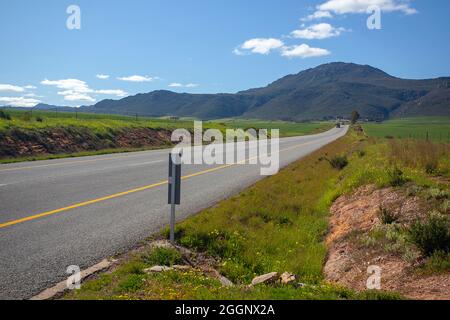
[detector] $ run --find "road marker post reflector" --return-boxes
[168,151,182,244]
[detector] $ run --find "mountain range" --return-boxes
[7,62,450,120]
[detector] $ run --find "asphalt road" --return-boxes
[0,126,348,299]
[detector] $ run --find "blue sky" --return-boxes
[0,0,449,107]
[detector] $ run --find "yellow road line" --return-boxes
[0,138,330,229]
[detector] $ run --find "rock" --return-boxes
[150,240,176,249]
[144,266,173,273]
[280,272,297,284]
[219,276,234,287]
[251,272,279,286]
[172,265,191,271]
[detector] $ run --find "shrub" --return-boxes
[357,150,366,158]
[21,112,32,121]
[440,200,450,214]
[0,110,11,120]
[116,274,145,293]
[329,155,348,170]
[427,188,448,200]
[387,167,407,187]
[36,116,44,122]
[179,229,244,258]
[409,212,450,256]
[425,162,437,174]
[406,184,422,197]
[143,247,183,266]
[422,250,450,273]
[378,206,397,224]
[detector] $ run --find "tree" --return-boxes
[351,110,360,124]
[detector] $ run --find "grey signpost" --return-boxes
[168,151,182,244]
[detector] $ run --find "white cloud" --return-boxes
[281,44,331,58]
[95,89,128,97]
[291,23,346,39]
[41,77,128,102]
[24,85,37,90]
[0,84,25,92]
[96,74,110,80]
[0,96,41,107]
[24,93,43,98]
[302,10,333,21]
[317,0,417,15]
[117,75,154,82]
[62,93,96,102]
[42,78,95,102]
[41,78,92,93]
[235,38,284,55]
[169,83,199,88]
[233,48,247,56]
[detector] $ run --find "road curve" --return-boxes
[0,126,348,299]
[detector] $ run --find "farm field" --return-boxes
[363,117,450,142]
[0,108,199,133]
[0,108,332,137]
[0,108,334,163]
[213,119,333,137]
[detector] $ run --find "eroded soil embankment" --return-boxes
[0,127,173,159]
[324,185,450,300]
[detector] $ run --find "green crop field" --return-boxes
[363,117,450,142]
[0,108,334,163]
[213,119,332,137]
[0,108,197,133]
[0,108,333,137]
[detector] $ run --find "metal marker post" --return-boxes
[168,151,182,244]
[170,170,176,244]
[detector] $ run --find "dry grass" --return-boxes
[388,139,449,174]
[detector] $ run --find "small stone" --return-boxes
[172,265,191,270]
[280,272,297,284]
[251,272,279,286]
[144,266,173,273]
[219,276,234,287]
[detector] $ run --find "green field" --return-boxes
[212,119,333,137]
[0,108,332,137]
[363,117,450,142]
[0,108,199,133]
[0,108,333,163]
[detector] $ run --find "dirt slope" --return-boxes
[324,185,450,300]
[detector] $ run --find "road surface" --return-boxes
[0,126,347,299]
